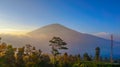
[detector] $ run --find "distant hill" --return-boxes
[1,24,120,58]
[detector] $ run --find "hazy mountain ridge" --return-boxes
[93,33,120,42]
[0,24,120,58]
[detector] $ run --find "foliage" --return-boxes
[0,37,120,67]
[49,37,68,56]
[95,47,100,62]
[49,36,68,66]
[83,53,92,61]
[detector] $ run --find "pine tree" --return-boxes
[95,47,100,62]
[49,36,68,67]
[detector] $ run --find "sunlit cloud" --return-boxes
[0,28,28,35]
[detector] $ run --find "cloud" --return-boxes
[94,32,110,36]
[92,32,120,42]
[0,28,28,35]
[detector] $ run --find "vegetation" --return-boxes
[0,37,120,67]
[49,37,68,67]
[95,47,100,62]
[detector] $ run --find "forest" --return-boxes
[0,37,120,67]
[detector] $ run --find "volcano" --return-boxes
[1,24,120,58]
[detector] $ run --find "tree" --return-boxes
[16,47,25,67]
[24,45,42,67]
[0,42,7,56]
[63,52,68,63]
[4,45,16,67]
[77,54,81,62]
[83,53,91,61]
[49,36,68,67]
[63,52,69,67]
[27,46,38,65]
[95,47,100,62]
[34,54,53,67]
[24,44,32,55]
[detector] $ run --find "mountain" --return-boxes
[1,24,120,58]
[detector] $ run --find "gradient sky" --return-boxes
[0,0,119,35]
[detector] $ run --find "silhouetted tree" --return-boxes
[49,36,68,67]
[16,47,25,67]
[77,54,81,62]
[95,47,100,62]
[83,53,91,61]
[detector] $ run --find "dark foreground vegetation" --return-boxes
[0,37,120,67]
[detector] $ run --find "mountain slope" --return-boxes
[28,24,120,57]
[1,24,120,57]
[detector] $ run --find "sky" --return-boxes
[0,0,120,35]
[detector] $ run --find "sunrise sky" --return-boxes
[0,0,119,35]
